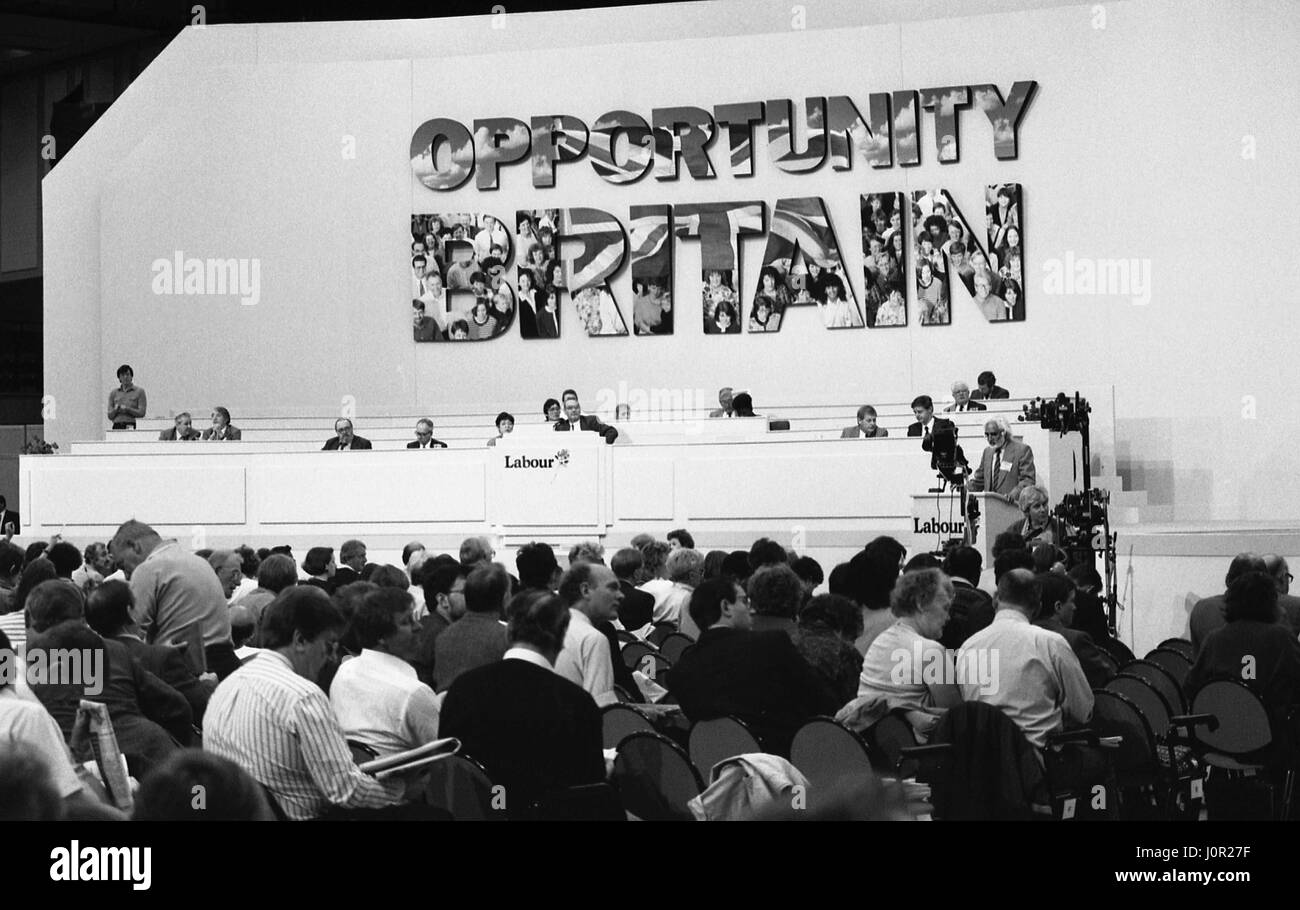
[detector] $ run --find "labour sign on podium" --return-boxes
[908,492,968,554]
[494,431,605,530]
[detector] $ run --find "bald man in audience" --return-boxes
[1189,553,1269,654]
[1264,555,1300,632]
[109,520,239,679]
[207,550,244,603]
[459,536,495,571]
[555,563,623,706]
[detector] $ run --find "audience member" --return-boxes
[331,587,441,756]
[26,580,192,774]
[70,542,117,591]
[47,542,82,579]
[440,590,605,818]
[702,549,729,581]
[133,750,274,820]
[369,564,412,592]
[1014,486,1061,546]
[1189,553,1268,654]
[232,552,297,626]
[610,547,655,632]
[334,539,367,588]
[568,540,606,566]
[85,580,217,723]
[555,562,623,706]
[459,536,495,570]
[301,546,337,595]
[434,563,509,691]
[1033,573,1114,689]
[667,528,695,550]
[412,559,466,687]
[957,569,1093,750]
[748,537,789,571]
[204,586,407,820]
[939,545,995,648]
[858,569,961,741]
[794,594,864,705]
[109,520,238,679]
[658,547,704,630]
[207,550,244,602]
[667,577,837,755]
[635,540,674,612]
[516,541,561,592]
[1264,554,1300,632]
[994,545,1036,584]
[0,541,22,617]
[747,564,804,638]
[850,536,907,654]
[791,556,824,596]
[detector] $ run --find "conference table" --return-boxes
[16,417,1082,556]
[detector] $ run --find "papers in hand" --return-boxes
[358,737,460,779]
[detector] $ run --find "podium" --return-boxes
[493,431,606,530]
[968,492,1024,567]
[908,490,968,555]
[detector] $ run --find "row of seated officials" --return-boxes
[3,517,1296,821]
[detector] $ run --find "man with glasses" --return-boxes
[406,418,447,449]
[1264,555,1300,634]
[968,417,1037,505]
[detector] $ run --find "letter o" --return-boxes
[410,118,475,191]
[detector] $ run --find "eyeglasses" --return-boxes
[985,431,1004,438]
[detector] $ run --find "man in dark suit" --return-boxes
[84,580,217,723]
[968,418,1036,504]
[332,539,367,589]
[158,412,202,441]
[943,381,988,413]
[201,407,241,440]
[665,577,838,756]
[906,395,955,441]
[406,418,448,449]
[440,589,604,818]
[1190,553,1268,654]
[939,546,995,649]
[322,418,372,451]
[25,580,192,774]
[840,404,889,438]
[611,547,655,631]
[0,495,18,536]
[553,389,618,444]
[970,370,1010,400]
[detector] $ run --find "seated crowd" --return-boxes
[2,516,1295,822]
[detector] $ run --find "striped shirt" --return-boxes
[0,611,26,656]
[204,650,402,820]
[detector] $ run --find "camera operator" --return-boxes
[968,417,1037,505]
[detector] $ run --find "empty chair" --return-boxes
[621,640,656,671]
[1123,659,1186,713]
[1157,638,1194,661]
[688,715,764,780]
[1090,690,1159,785]
[602,703,655,750]
[612,731,704,821]
[424,753,501,821]
[1185,679,1293,820]
[658,631,695,664]
[789,717,876,796]
[1107,674,1173,741]
[1144,647,1192,689]
[861,710,920,775]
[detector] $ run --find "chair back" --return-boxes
[862,710,919,774]
[1189,680,1273,756]
[1096,636,1136,666]
[689,715,764,779]
[1122,659,1186,713]
[658,631,696,664]
[1094,647,1121,681]
[1107,674,1173,740]
[612,731,704,820]
[1157,638,1194,660]
[924,702,1046,820]
[638,651,674,684]
[1144,647,1192,689]
[1090,690,1158,774]
[602,703,656,750]
[620,640,656,670]
[789,717,876,795]
[647,622,677,646]
[424,753,501,821]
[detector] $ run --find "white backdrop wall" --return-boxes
[43,0,1300,523]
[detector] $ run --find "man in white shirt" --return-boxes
[956,569,1093,750]
[554,562,623,706]
[330,588,440,757]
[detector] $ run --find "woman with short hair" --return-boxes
[1012,486,1060,546]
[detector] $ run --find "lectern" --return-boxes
[968,492,1024,566]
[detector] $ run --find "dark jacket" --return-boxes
[200,425,242,440]
[1034,616,1115,690]
[406,439,448,449]
[907,417,956,438]
[158,427,201,441]
[111,634,217,724]
[1187,620,1300,717]
[666,627,838,756]
[941,580,996,649]
[412,609,451,689]
[433,612,508,692]
[554,414,618,444]
[321,436,373,450]
[440,656,605,816]
[596,619,644,703]
[617,580,655,631]
[970,386,1010,400]
[927,701,1047,819]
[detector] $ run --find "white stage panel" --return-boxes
[30,465,247,526]
[612,455,675,521]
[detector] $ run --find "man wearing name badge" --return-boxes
[906,395,955,443]
[967,417,1037,505]
[943,381,987,413]
[708,387,735,418]
[322,418,372,451]
[553,389,618,444]
[406,418,448,449]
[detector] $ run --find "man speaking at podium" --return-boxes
[553,389,618,445]
[968,417,1036,503]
